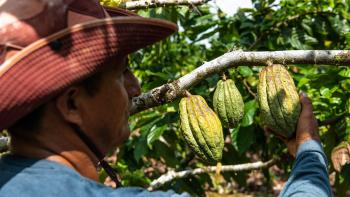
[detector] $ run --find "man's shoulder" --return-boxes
[0,154,110,196]
[0,154,189,197]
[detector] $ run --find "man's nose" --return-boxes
[125,71,141,98]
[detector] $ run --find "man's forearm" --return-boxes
[279,140,332,197]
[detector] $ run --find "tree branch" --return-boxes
[318,113,347,126]
[123,0,207,10]
[131,50,350,114]
[148,157,278,191]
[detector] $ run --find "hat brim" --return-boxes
[0,17,177,130]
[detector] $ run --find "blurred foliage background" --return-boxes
[98,0,350,196]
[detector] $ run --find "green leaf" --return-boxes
[130,111,159,130]
[240,21,255,29]
[339,68,350,78]
[134,137,148,162]
[231,125,256,154]
[153,141,179,167]
[238,66,254,77]
[166,106,176,112]
[297,77,310,88]
[345,32,350,47]
[133,116,163,161]
[121,169,151,187]
[139,116,163,133]
[289,28,304,49]
[304,34,318,45]
[341,79,350,91]
[147,124,167,147]
[301,22,313,35]
[241,100,258,127]
[329,97,342,104]
[320,86,338,98]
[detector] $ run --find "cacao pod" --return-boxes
[331,141,350,172]
[213,79,244,128]
[179,94,224,164]
[257,64,301,138]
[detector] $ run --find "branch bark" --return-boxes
[148,157,278,191]
[123,0,207,10]
[131,50,350,114]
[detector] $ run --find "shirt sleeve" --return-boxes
[279,140,332,197]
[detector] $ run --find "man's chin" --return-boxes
[118,127,131,143]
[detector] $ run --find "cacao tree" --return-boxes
[101,0,350,195]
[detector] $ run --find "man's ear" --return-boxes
[55,86,83,126]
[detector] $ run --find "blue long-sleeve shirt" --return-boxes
[0,140,331,196]
[280,140,332,197]
[0,154,189,197]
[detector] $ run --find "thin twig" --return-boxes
[123,0,207,10]
[318,113,347,126]
[243,78,257,99]
[148,157,278,190]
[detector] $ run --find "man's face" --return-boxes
[80,56,141,152]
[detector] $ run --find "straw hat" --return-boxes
[0,0,177,130]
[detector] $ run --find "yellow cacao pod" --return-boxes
[257,64,301,138]
[331,141,350,172]
[179,95,224,164]
[213,79,244,128]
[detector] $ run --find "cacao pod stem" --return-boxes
[220,72,227,81]
[215,162,222,185]
[184,90,192,97]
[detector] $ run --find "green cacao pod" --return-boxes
[213,79,244,128]
[257,64,301,138]
[179,94,224,164]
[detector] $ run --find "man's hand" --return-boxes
[268,92,320,157]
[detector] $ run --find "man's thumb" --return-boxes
[299,92,313,118]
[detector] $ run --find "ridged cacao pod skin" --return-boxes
[257,64,301,138]
[213,79,244,128]
[179,95,224,164]
[331,141,350,172]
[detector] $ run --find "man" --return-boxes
[275,93,332,196]
[0,0,331,196]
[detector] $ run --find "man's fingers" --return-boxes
[296,92,320,143]
[299,92,314,119]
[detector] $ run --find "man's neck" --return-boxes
[10,129,100,182]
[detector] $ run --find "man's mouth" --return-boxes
[128,100,133,115]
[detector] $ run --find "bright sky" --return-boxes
[213,0,281,16]
[215,0,253,16]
